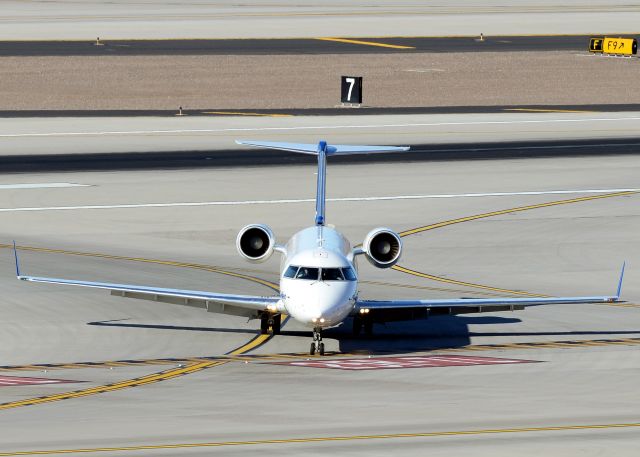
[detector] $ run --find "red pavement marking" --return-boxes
[0,375,82,387]
[272,355,540,370]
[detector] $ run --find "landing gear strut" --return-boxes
[260,313,281,335]
[352,316,373,337]
[310,327,325,356]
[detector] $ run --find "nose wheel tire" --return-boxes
[310,327,325,355]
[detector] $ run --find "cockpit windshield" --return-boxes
[321,268,344,281]
[295,267,319,280]
[341,267,357,281]
[283,265,298,278]
[284,265,357,281]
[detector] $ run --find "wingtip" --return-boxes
[616,261,626,299]
[12,240,20,278]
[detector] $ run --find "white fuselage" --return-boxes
[279,226,358,328]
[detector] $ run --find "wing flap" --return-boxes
[110,290,261,318]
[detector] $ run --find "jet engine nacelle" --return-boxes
[236,224,276,263]
[362,227,402,268]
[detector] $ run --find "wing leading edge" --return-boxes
[18,275,281,318]
[356,264,625,321]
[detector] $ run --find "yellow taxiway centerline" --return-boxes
[0,246,284,410]
[2,422,639,455]
[392,265,544,297]
[0,244,279,292]
[394,190,637,296]
[317,37,415,49]
[398,191,637,238]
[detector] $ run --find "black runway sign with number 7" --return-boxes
[341,76,362,104]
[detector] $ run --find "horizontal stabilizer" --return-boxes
[236,140,409,156]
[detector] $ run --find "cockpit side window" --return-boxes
[321,268,344,281]
[296,267,319,280]
[283,265,299,278]
[342,267,357,281]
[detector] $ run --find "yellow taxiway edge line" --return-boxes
[316,37,415,49]
[202,111,293,117]
[3,422,640,455]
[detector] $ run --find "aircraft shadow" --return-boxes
[331,315,517,354]
[87,319,258,335]
[88,317,640,356]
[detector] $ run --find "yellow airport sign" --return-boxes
[589,37,604,52]
[590,37,637,55]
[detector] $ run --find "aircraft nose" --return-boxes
[286,281,354,326]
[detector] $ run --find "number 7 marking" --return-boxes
[345,77,355,101]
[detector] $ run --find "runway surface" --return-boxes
[3,112,640,161]
[2,0,639,40]
[0,152,638,455]
[4,104,640,119]
[0,35,606,56]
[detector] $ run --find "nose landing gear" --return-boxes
[310,327,325,356]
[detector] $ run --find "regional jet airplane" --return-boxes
[14,140,625,355]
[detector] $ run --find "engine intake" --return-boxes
[363,228,402,268]
[236,224,275,263]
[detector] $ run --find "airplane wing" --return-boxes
[13,243,280,319]
[17,275,280,319]
[355,264,625,322]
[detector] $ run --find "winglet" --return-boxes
[616,261,626,299]
[12,241,21,278]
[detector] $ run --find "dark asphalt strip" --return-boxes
[0,35,624,56]
[2,138,640,173]
[2,104,640,118]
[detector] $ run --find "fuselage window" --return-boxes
[321,268,344,281]
[341,267,357,281]
[284,265,299,278]
[296,267,319,280]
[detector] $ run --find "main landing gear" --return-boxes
[260,313,281,335]
[310,327,325,356]
[352,316,373,337]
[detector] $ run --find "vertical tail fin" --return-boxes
[315,141,327,226]
[235,140,409,227]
